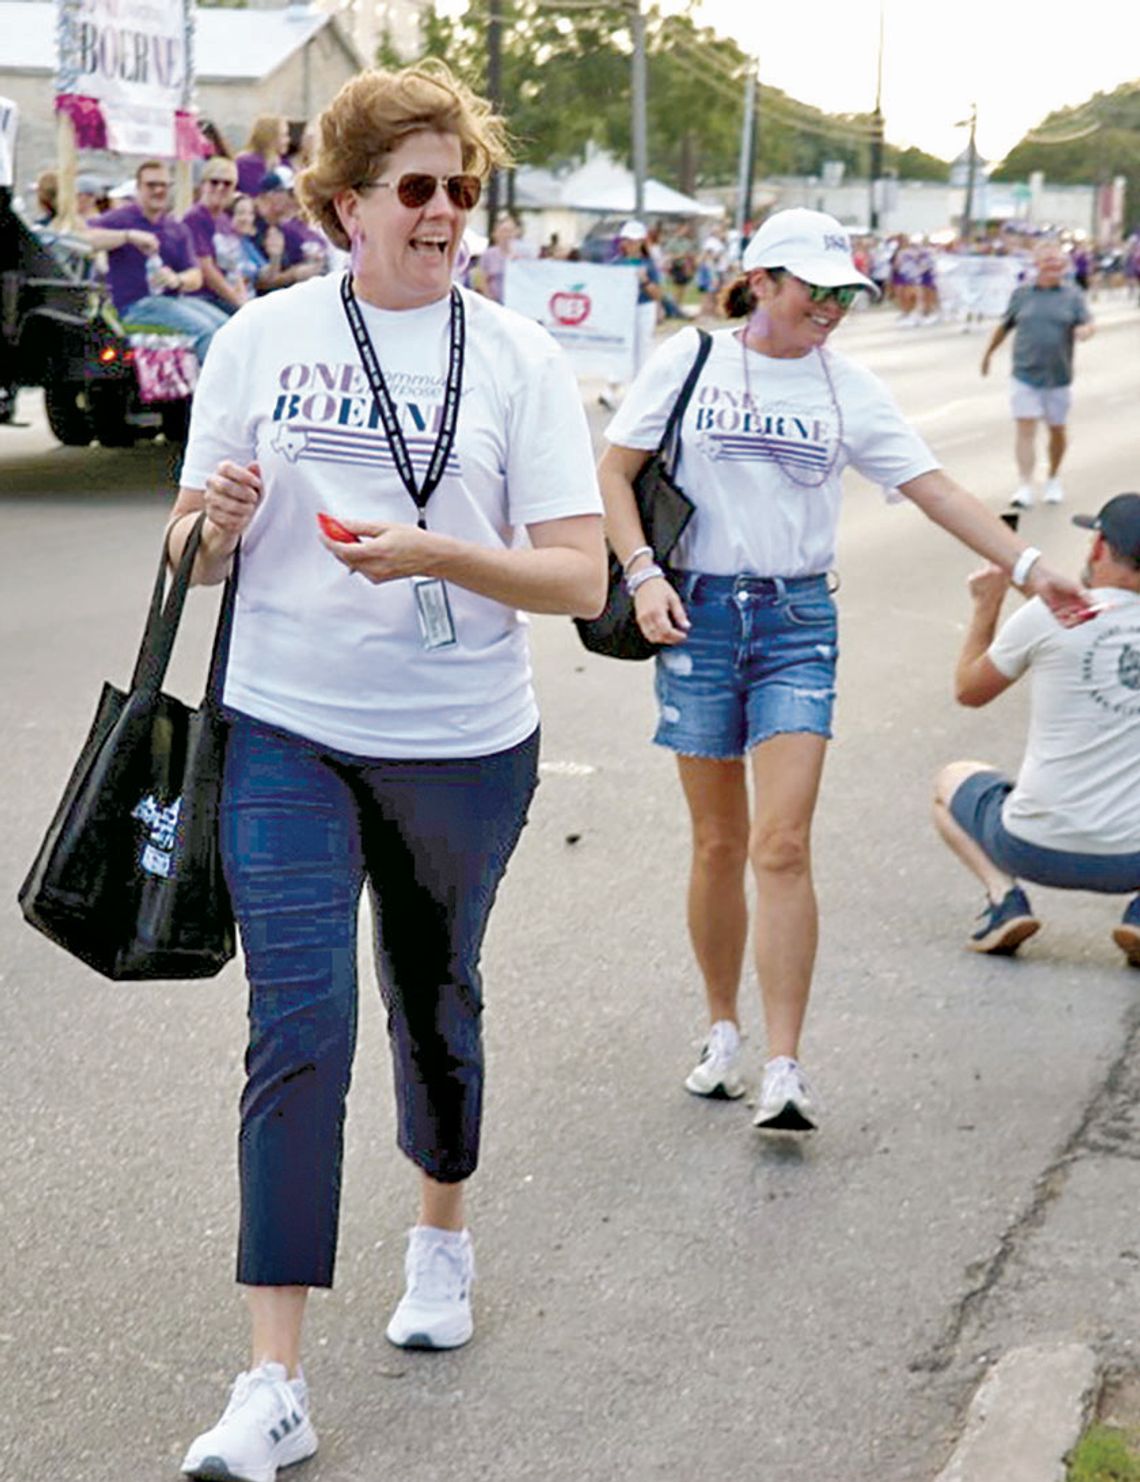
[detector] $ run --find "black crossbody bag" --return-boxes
[575,328,712,660]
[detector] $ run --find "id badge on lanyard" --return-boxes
[412,576,457,650]
[340,274,466,652]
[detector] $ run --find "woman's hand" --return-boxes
[204,460,262,554]
[1024,560,1095,627]
[319,520,442,584]
[633,575,690,645]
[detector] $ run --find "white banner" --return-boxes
[503,259,638,380]
[935,254,1024,320]
[0,96,17,189]
[57,0,189,156]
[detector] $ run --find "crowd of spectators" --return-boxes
[19,128,1140,368]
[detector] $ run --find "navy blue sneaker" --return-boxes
[1113,895,1140,968]
[968,887,1040,955]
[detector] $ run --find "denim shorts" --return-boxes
[653,572,839,759]
[950,769,1140,893]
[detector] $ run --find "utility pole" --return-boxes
[962,101,978,240]
[629,0,647,218]
[486,0,503,234]
[735,64,757,244]
[868,0,884,230]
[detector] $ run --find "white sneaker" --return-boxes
[181,1362,316,1482]
[753,1056,819,1133]
[921,312,941,326]
[1043,477,1065,504]
[900,311,921,327]
[684,1019,745,1099]
[1010,484,1034,508]
[386,1226,474,1349]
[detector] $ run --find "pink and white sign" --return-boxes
[56,0,193,157]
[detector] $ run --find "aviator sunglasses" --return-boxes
[359,171,482,212]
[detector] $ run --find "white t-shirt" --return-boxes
[604,326,938,577]
[988,589,1140,854]
[182,274,601,758]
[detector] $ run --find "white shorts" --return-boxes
[1010,378,1072,426]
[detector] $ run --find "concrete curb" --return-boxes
[934,1344,1099,1481]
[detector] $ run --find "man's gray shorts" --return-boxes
[1010,377,1072,426]
[951,770,1140,893]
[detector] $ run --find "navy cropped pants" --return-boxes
[220,712,539,1288]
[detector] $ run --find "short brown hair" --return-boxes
[135,158,169,182]
[296,59,511,250]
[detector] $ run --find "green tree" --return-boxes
[992,82,1140,231]
[396,2,947,192]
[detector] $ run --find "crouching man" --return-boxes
[933,493,1140,961]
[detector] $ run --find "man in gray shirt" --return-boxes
[981,241,1094,508]
[932,492,1140,961]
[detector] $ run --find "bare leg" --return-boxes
[1047,423,1067,476]
[932,762,1016,901]
[748,734,828,1061]
[676,755,750,1026]
[1015,418,1037,483]
[419,1174,465,1232]
[247,1286,308,1377]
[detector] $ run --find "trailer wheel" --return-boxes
[89,383,137,448]
[159,399,190,444]
[43,381,93,446]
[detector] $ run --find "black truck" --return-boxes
[0,184,190,446]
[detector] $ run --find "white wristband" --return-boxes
[625,564,665,596]
[1011,546,1042,589]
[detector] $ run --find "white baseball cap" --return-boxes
[742,208,878,296]
[619,219,647,241]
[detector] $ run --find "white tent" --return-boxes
[514,149,722,219]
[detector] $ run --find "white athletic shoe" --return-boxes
[753,1056,819,1133]
[684,1020,746,1099]
[181,1362,316,1482]
[1043,477,1065,504]
[386,1226,474,1349]
[1010,484,1035,509]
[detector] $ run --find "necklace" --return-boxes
[738,330,845,489]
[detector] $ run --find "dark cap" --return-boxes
[1072,493,1140,563]
[256,168,293,195]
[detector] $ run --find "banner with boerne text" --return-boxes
[56,0,191,157]
[503,259,637,381]
[0,96,17,188]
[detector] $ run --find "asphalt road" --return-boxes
[2,296,1138,1482]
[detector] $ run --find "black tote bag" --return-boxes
[575,328,712,661]
[18,513,238,981]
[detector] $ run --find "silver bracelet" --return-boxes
[1011,545,1042,589]
[625,564,665,596]
[622,544,654,576]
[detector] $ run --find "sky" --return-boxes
[689,0,1140,165]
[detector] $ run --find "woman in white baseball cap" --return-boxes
[598,218,663,410]
[598,207,1088,1135]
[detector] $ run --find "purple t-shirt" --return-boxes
[183,202,244,305]
[253,214,324,271]
[235,152,270,196]
[90,202,196,312]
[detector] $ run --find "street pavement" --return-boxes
[1,295,1139,1481]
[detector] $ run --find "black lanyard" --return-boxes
[339,272,465,529]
